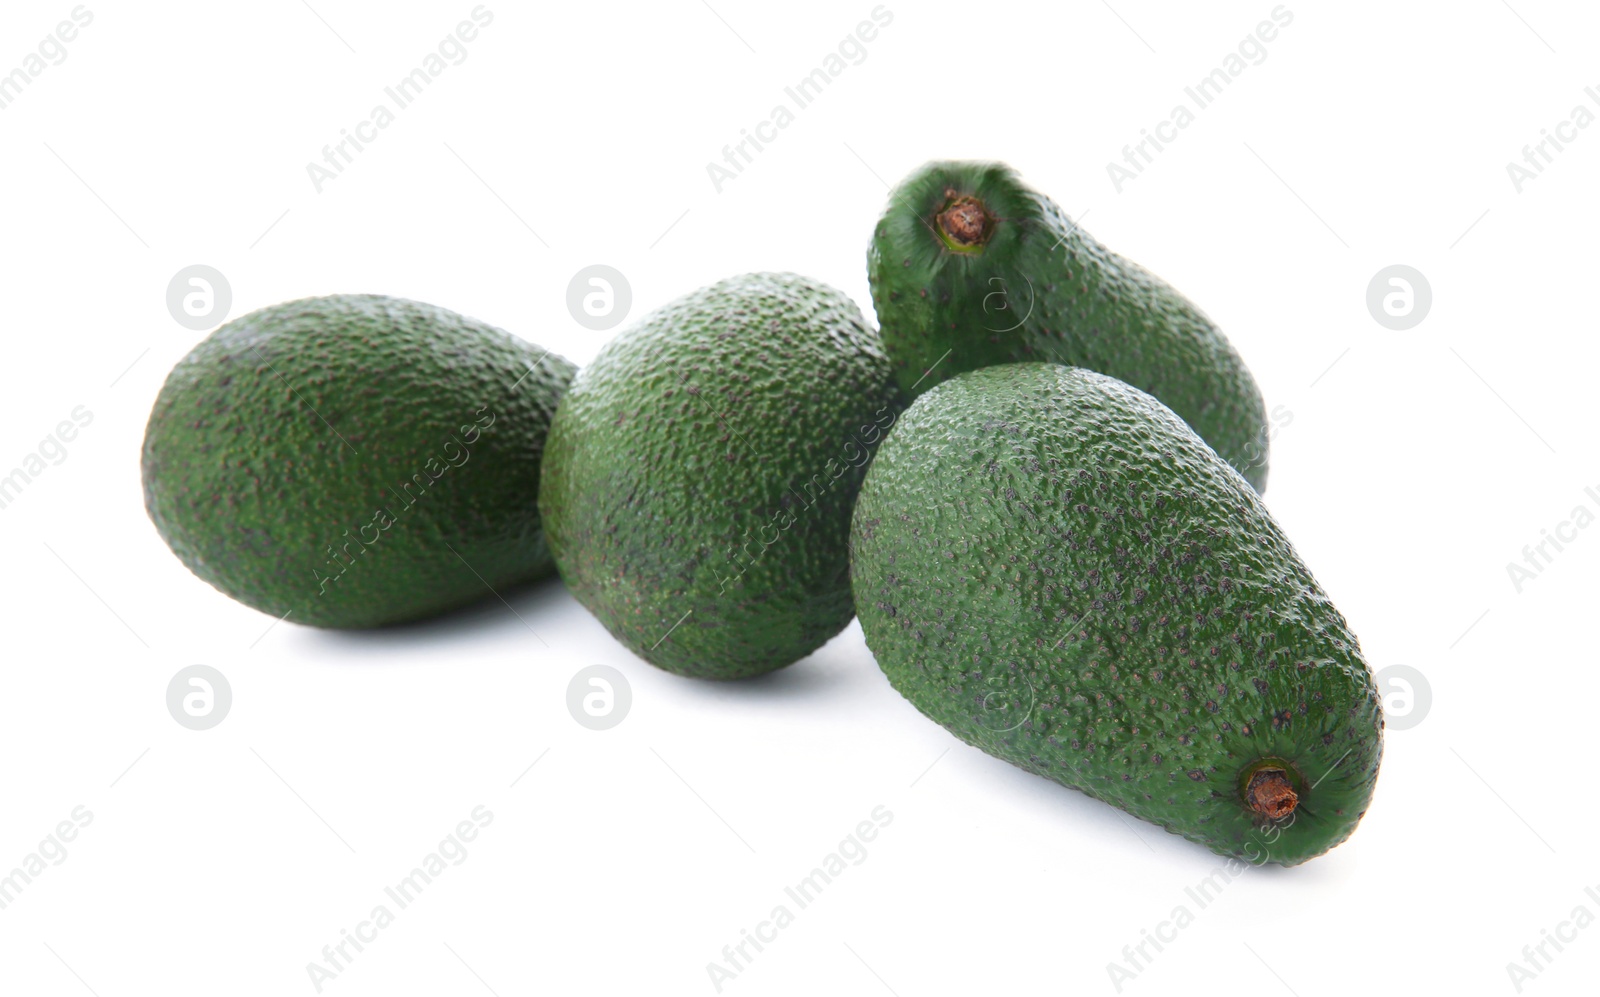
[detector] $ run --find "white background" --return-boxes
[2,0,1597,994]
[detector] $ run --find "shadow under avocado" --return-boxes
[306,573,572,651]
[692,653,839,698]
[657,626,861,703]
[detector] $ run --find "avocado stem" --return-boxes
[1244,768,1299,819]
[935,193,994,253]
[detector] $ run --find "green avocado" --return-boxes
[539,272,904,679]
[141,294,576,628]
[868,160,1271,491]
[850,363,1381,865]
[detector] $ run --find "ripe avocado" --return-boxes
[849,363,1381,865]
[141,294,576,628]
[868,160,1271,491]
[539,272,904,680]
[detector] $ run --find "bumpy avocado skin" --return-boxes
[850,364,1381,865]
[141,294,576,628]
[539,272,904,680]
[868,160,1271,491]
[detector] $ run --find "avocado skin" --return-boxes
[868,160,1271,491]
[850,364,1381,865]
[141,294,576,628]
[540,272,904,680]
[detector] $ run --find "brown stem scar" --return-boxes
[936,195,993,248]
[1245,768,1299,819]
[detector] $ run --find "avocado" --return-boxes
[141,294,576,628]
[539,272,903,679]
[849,363,1381,865]
[868,160,1271,491]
